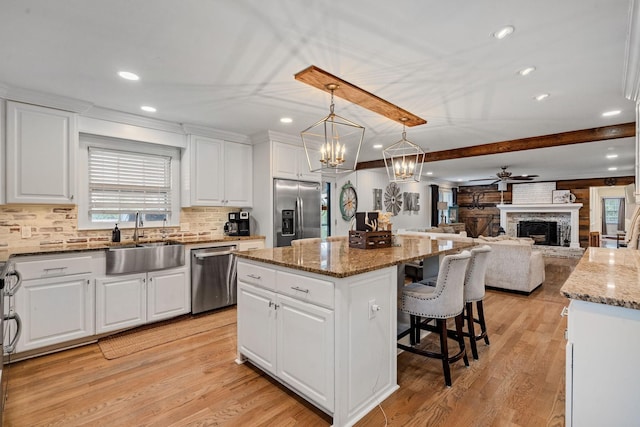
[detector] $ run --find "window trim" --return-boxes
[78,134,181,230]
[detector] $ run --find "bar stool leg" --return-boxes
[476,300,490,345]
[454,313,469,367]
[466,301,479,360]
[437,319,452,387]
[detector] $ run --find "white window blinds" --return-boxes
[88,147,172,216]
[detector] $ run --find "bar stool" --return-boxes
[398,250,471,387]
[463,245,492,360]
[326,235,348,242]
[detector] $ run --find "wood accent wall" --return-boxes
[458,176,635,247]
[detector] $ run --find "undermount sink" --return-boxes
[106,241,185,275]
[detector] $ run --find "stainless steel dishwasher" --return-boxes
[191,245,237,314]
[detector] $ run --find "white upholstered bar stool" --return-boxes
[291,238,322,246]
[398,250,471,387]
[326,235,348,242]
[463,245,492,360]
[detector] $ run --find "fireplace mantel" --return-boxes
[497,203,583,248]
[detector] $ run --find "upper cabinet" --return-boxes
[0,100,5,205]
[6,101,77,204]
[183,135,252,207]
[273,141,320,182]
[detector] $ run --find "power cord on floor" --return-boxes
[377,403,388,426]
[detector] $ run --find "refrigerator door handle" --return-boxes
[299,196,304,238]
[295,197,300,239]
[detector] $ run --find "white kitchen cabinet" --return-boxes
[272,141,319,182]
[236,261,335,412]
[147,266,190,322]
[565,299,640,426]
[0,100,5,205]
[16,273,94,352]
[237,282,277,374]
[96,265,189,333]
[185,135,252,207]
[13,253,96,353]
[237,239,265,251]
[276,293,334,411]
[95,273,146,334]
[6,101,77,204]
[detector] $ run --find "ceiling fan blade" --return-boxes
[467,177,496,182]
[510,176,535,181]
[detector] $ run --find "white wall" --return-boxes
[330,169,435,235]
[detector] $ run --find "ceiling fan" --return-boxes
[468,166,539,185]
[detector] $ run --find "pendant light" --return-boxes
[383,118,425,183]
[301,84,365,173]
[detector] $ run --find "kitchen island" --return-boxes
[560,247,640,426]
[235,237,473,427]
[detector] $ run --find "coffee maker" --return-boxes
[225,211,250,236]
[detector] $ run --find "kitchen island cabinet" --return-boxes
[6,101,77,204]
[236,238,473,426]
[561,248,640,426]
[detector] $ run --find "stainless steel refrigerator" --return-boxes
[274,178,321,247]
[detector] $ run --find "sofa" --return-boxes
[397,230,545,294]
[472,236,545,294]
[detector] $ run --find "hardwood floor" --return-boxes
[3,257,577,426]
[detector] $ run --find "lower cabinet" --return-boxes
[96,265,190,334]
[237,279,334,412]
[16,272,95,353]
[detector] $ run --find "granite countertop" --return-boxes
[560,247,640,310]
[0,235,265,265]
[235,237,475,278]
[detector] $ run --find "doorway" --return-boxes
[321,181,331,239]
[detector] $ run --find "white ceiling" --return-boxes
[0,0,637,184]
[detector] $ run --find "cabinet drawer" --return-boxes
[237,261,276,291]
[15,255,93,281]
[277,271,334,309]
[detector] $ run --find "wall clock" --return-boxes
[384,182,402,215]
[340,181,358,221]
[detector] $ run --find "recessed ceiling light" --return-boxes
[518,67,536,76]
[118,71,139,81]
[426,171,433,176]
[608,167,618,171]
[140,105,156,113]
[534,93,550,101]
[606,154,619,159]
[457,178,464,182]
[373,144,383,149]
[493,25,515,39]
[280,117,292,124]
[602,110,621,117]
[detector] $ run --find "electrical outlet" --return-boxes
[368,299,376,319]
[21,226,32,238]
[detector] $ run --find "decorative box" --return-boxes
[349,230,392,249]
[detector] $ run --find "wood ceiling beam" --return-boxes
[294,65,427,127]
[356,122,636,170]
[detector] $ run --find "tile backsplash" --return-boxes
[0,205,238,248]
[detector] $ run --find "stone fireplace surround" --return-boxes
[498,203,583,248]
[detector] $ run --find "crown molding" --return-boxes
[0,84,93,113]
[181,123,250,144]
[624,0,640,101]
[83,106,185,134]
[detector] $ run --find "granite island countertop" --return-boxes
[560,247,640,310]
[235,237,475,278]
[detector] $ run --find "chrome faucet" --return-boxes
[133,212,144,243]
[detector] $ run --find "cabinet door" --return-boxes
[190,135,225,206]
[16,273,94,352]
[297,146,321,182]
[276,294,334,412]
[95,274,146,334]
[224,142,253,207]
[147,266,190,322]
[6,101,77,204]
[272,142,300,180]
[237,282,277,374]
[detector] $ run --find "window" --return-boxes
[78,134,180,230]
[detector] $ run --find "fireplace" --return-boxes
[518,221,558,245]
